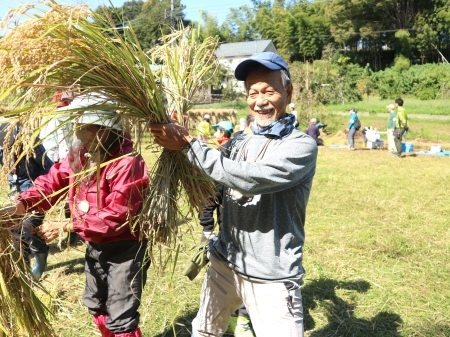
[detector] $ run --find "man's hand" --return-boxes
[34,219,73,243]
[150,122,193,151]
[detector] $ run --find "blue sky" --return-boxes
[181,0,254,25]
[0,0,254,26]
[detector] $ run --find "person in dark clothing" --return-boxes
[199,116,254,242]
[306,118,323,146]
[0,123,53,278]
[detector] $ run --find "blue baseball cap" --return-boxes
[234,52,290,81]
[211,121,234,133]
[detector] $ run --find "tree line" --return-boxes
[97,0,450,70]
[95,0,450,105]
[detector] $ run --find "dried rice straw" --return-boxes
[0,2,218,242]
[0,225,55,337]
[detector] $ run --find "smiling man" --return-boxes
[150,52,318,337]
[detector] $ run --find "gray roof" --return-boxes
[216,40,276,58]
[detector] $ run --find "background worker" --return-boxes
[289,102,298,126]
[199,117,253,242]
[386,103,397,153]
[0,93,149,337]
[197,114,212,143]
[150,51,317,337]
[211,120,234,147]
[306,118,323,146]
[393,98,408,158]
[346,107,359,150]
[198,120,234,243]
[0,123,53,279]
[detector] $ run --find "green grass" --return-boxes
[316,113,450,143]
[5,131,450,337]
[324,96,450,115]
[195,98,450,143]
[195,97,450,116]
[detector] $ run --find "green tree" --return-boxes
[221,6,259,42]
[134,0,187,49]
[287,1,331,61]
[252,0,291,58]
[197,12,226,42]
[94,1,144,28]
[94,0,187,50]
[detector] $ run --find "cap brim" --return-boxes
[77,111,122,129]
[235,59,285,81]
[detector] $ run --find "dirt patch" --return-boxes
[322,130,350,146]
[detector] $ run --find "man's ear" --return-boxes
[286,83,293,104]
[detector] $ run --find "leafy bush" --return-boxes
[369,63,450,100]
[290,54,450,105]
[416,87,437,100]
[393,55,411,72]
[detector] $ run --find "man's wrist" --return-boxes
[181,136,196,153]
[183,135,194,147]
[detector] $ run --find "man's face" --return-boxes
[246,68,292,128]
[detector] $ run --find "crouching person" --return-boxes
[0,94,149,337]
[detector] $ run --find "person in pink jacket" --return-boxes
[0,94,149,337]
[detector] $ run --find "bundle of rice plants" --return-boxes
[0,225,55,337]
[0,1,218,244]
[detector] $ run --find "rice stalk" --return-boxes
[0,3,218,333]
[0,226,55,337]
[0,3,217,242]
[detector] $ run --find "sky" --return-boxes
[0,0,254,26]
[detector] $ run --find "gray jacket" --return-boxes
[188,129,318,281]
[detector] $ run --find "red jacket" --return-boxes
[17,134,149,244]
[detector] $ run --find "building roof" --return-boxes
[216,40,276,58]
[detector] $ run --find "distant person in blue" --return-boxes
[306,118,323,146]
[346,107,359,150]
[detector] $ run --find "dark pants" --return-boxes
[394,127,406,155]
[199,185,224,232]
[83,240,150,334]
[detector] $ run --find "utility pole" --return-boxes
[171,0,175,30]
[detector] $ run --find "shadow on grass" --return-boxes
[150,277,403,337]
[303,278,402,337]
[49,257,85,275]
[152,309,197,337]
[45,241,86,274]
